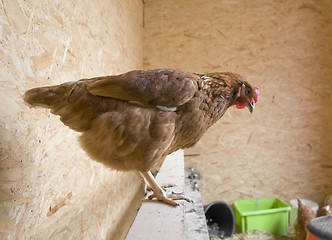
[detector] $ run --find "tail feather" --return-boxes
[23,82,75,108]
[23,81,103,132]
[24,87,61,108]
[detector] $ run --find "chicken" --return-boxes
[294,198,316,240]
[317,205,332,217]
[23,68,259,206]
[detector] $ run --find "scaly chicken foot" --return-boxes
[140,171,192,206]
[148,191,193,205]
[146,183,176,192]
[137,172,175,196]
[147,192,179,206]
[137,171,149,196]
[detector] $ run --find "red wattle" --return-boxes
[236,99,246,109]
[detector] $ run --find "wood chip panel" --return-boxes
[0,0,143,239]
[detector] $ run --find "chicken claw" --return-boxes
[147,191,193,206]
[147,192,179,206]
[147,183,176,192]
[167,192,193,203]
[140,171,192,206]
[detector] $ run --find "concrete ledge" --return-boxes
[184,167,209,240]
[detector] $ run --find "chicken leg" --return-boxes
[140,171,192,206]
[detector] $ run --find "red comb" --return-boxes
[254,87,260,103]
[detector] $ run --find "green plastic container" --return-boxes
[233,198,291,234]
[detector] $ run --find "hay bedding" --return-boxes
[212,227,296,240]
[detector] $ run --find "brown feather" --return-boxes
[86,68,198,108]
[23,68,258,172]
[294,198,316,240]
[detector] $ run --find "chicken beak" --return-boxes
[248,100,255,113]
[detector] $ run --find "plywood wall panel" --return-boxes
[144,0,332,205]
[0,0,143,239]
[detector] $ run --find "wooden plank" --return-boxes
[126,150,185,240]
[2,0,28,35]
[0,0,144,239]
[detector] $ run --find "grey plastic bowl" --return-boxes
[204,201,235,238]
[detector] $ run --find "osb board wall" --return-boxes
[0,0,143,239]
[143,0,332,205]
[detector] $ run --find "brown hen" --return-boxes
[24,68,259,206]
[317,205,332,217]
[294,198,316,240]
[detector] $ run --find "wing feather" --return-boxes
[86,68,199,108]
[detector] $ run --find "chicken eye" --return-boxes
[246,89,251,95]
